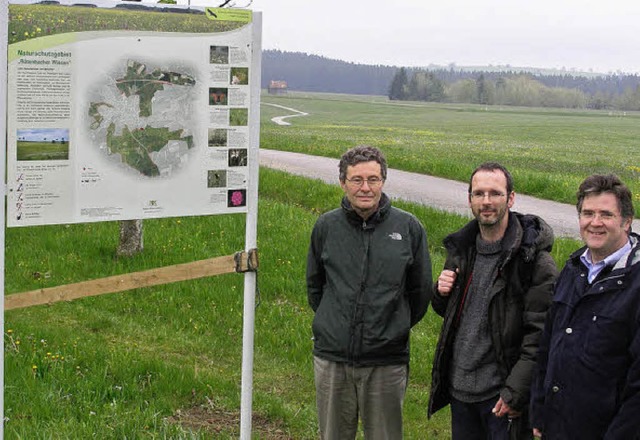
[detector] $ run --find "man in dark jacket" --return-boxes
[307,145,433,439]
[531,174,640,439]
[428,162,558,440]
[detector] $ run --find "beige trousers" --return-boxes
[314,356,408,440]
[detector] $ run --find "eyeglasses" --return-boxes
[345,177,384,188]
[579,210,617,221]
[469,190,507,201]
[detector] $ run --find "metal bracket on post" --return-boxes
[234,248,258,273]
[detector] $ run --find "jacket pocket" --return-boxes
[580,311,629,373]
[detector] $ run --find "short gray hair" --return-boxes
[338,145,387,182]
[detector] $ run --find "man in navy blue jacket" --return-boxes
[531,174,640,439]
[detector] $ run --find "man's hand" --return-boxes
[492,397,521,418]
[437,269,458,296]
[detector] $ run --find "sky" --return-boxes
[192,0,640,75]
[17,128,69,142]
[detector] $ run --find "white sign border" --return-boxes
[1,3,262,438]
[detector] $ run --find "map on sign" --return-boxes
[88,60,197,178]
[115,60,195,117]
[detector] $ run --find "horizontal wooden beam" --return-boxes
[5,250,258,311]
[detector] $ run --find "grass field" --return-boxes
[261,92,640,217]
[8,4,242,45]
[3,167,579,439]
[5,92,627,438]
[16,141,69,161]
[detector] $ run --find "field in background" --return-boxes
[261,91,640,216]
[6,90,613,438]
[3,168,579,438]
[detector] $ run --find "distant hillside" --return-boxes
[261,50,396,95]
[261,50,640,100]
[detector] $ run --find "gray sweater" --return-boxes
[450,235,503,402]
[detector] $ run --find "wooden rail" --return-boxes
[5,250,258,311]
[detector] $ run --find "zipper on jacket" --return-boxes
[348,221,371,365]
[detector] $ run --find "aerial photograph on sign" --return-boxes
[88,59,197,178]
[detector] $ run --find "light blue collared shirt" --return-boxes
[580,239,632,283]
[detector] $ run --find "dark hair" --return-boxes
[468,162,514,194]
[338,145,387,182]
[576,174,634,219]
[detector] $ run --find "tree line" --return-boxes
[389,68,640,110]
[262,50,640,110]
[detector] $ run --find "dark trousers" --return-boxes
[450,396,512,440]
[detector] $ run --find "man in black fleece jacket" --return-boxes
[428,162,558,440]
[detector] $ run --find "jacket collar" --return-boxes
[341,192,391,227]
[445,211,521,255]
[570,232,640,270]
[444,211,555,263]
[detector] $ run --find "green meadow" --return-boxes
[16,141,69,161]
[261,92,640,217]
[8,4,242,45]
[5,91,635,438]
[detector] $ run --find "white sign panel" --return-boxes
[6,2,258,226]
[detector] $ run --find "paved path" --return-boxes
[262,102,309,126]
[259,149,640,239]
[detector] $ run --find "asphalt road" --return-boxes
[259,148,640,240]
